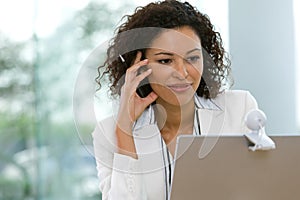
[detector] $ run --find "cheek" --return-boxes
[148,72,172,95]
[150,83,181,105]
[190,66,202,85]
[191,67,202,78]
[148,69,167,84]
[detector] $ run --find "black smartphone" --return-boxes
[136,65,153,98]
[136,52,153,98]
[119,53,153,98]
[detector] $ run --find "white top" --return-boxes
[92,90,261,200]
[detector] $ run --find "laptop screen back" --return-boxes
[170,135,300,200]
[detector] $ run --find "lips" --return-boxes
[167,83,193,92]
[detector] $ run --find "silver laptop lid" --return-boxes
[170,135,300,200]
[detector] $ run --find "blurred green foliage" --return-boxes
[0,1,132,199]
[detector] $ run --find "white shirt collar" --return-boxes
[194,94,222,111]
[133,94,222,131]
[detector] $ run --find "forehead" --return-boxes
[149,27,202,55]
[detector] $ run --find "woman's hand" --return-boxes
[116,52,158,158]
[117,52,158,132]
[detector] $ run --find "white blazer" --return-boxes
[92,90,260,200]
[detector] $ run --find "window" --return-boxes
[294,0,300,131]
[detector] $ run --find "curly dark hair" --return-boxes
[96,0,232,99]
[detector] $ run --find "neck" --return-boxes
[154,97,195,134]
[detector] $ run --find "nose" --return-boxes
[172,59,189,79]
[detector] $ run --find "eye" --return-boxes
[158,59,172,64]
[186,56,201,63]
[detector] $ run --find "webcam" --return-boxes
[244,109,276,151]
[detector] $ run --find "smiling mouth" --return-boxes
[167,83,193,92]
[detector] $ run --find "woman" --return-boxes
[93,1,260,199]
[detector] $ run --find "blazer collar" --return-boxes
[133,104,155,131]
[194,93,223,111]
[133,94,223,132]
[196,92,226,134]
[132,93,226,161]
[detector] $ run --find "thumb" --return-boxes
[142,91,158,106]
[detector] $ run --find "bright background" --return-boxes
[0,0,299,199]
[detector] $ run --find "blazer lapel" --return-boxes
[198,108,225,134]
[132,106,165,172]
[195,94,226,159]
[195,93,226,135]
[133,124,167,200]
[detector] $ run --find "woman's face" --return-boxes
[146,26,203,106]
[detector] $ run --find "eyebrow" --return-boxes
[154,52,174,56]
[186,48,202,54]
[153,48,202,56]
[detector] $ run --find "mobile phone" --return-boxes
[119,53,153,98]
[136,65,153,98]
[136,52,153,98]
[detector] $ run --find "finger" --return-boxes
[133,51,142,65]
[135,91,158,110]
[142,91,158,104]
[124,68,152,96]
[133,69,152,87]
[127,58,148,73]
[128,51,148,72]
[123,69,151,93]
[125,59,149,81]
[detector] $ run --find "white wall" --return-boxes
[229,0,297,134]
[294,0,300,131]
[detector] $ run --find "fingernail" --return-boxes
[143,59,148,62]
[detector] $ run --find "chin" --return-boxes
[153,84,196,106]
[160,92,195,106]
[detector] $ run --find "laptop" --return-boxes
[170,135,300,200]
